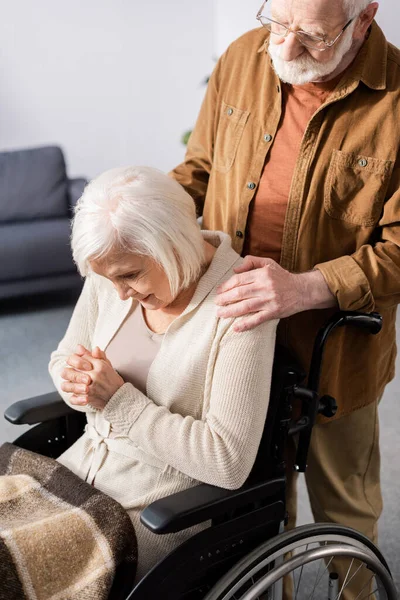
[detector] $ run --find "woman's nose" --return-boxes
[114,282,131,301]
[277,32,305,61]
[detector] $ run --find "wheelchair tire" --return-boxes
[204,522,397,600]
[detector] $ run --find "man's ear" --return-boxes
[353,2,379,40]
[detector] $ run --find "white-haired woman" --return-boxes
[49,166,278,580]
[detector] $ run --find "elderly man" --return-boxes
[171,0,400,594]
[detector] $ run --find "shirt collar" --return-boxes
[351,21,387,90]
[257,20,388,91]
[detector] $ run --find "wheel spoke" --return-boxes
[357,588,379,600]
[352,574,375,600]
[338,562,366,595]
[335,558,355,600]
[294,544,309,598]
[309,556,334,599]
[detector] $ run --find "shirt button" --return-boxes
[264,134,273,142]
[358,158,368,167]
[227,108,234,116]
[247,182,256,190]
[236,230,243,238]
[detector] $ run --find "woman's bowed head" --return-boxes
[61,166,215,411]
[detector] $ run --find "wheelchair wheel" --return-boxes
[204,523,397,600]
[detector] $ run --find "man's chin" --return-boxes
[270,56,326,85]
[272,65,316,85]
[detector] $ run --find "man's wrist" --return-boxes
[295,270,337,312]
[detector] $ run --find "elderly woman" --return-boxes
[49,166,277,580]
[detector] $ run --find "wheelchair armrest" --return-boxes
[4,391,74,425]
[140,476,285,534]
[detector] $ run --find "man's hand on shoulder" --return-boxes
[215,256,336,332]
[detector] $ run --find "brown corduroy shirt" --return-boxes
[171,22,400,421]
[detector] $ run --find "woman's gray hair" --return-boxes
[71,166,205,298]
[342,0,373,18]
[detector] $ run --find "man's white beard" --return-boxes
[268,25,355,85]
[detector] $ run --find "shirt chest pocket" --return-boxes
[324,150,394,227]
[213,102,250,174]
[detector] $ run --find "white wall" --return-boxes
[215,0,261,56]
[215,0,400,56]
[0,0,214,178]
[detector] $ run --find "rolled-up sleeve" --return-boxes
[315,171,400,312]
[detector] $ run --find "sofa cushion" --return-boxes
[0,219,77,282]
[0,146,68,222]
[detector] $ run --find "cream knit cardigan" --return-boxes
[49,231,278,580]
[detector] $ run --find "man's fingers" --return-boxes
[233,256,274,274]
[216,299,263,319]
[216,271,256,296]
[233,311,271,332]
[215,283,257,307]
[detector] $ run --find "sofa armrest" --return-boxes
[140,476,285,534]
[68,178,87,214]
[4,391,74,425]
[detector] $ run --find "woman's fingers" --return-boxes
[92,346,106,359]
[76,344,89,356]
[61,380,89,395]
[61,367,91,384]
[67,353,93,371]
[70,394,88,406]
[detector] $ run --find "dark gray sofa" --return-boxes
[0,146,87,300]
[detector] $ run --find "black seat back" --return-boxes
[247,344,305,483]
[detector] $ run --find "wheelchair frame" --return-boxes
[4,310,394,600]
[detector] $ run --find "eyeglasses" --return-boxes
[256,0,354,52]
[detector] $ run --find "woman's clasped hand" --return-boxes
[60,344,125,410]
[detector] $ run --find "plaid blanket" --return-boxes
[0,443,137,600]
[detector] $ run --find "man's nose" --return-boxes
[278,32,305,61]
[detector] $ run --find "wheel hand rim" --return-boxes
[239,545,396,600]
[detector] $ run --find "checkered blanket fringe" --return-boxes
[0,443,137,600]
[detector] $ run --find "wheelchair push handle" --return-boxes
[307,311,382,393]
[294,311,382,473]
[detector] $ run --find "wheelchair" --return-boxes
[4,311,398,600]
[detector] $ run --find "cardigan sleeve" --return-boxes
[102,318,278,490]
[48,275,98,414]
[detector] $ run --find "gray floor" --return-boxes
[0,293,399,589]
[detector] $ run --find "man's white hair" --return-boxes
[342,0,373,18]
[71,166,205,298]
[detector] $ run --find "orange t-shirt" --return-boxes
[244,77,340,263]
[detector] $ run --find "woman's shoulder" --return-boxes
[199,269,278,342]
